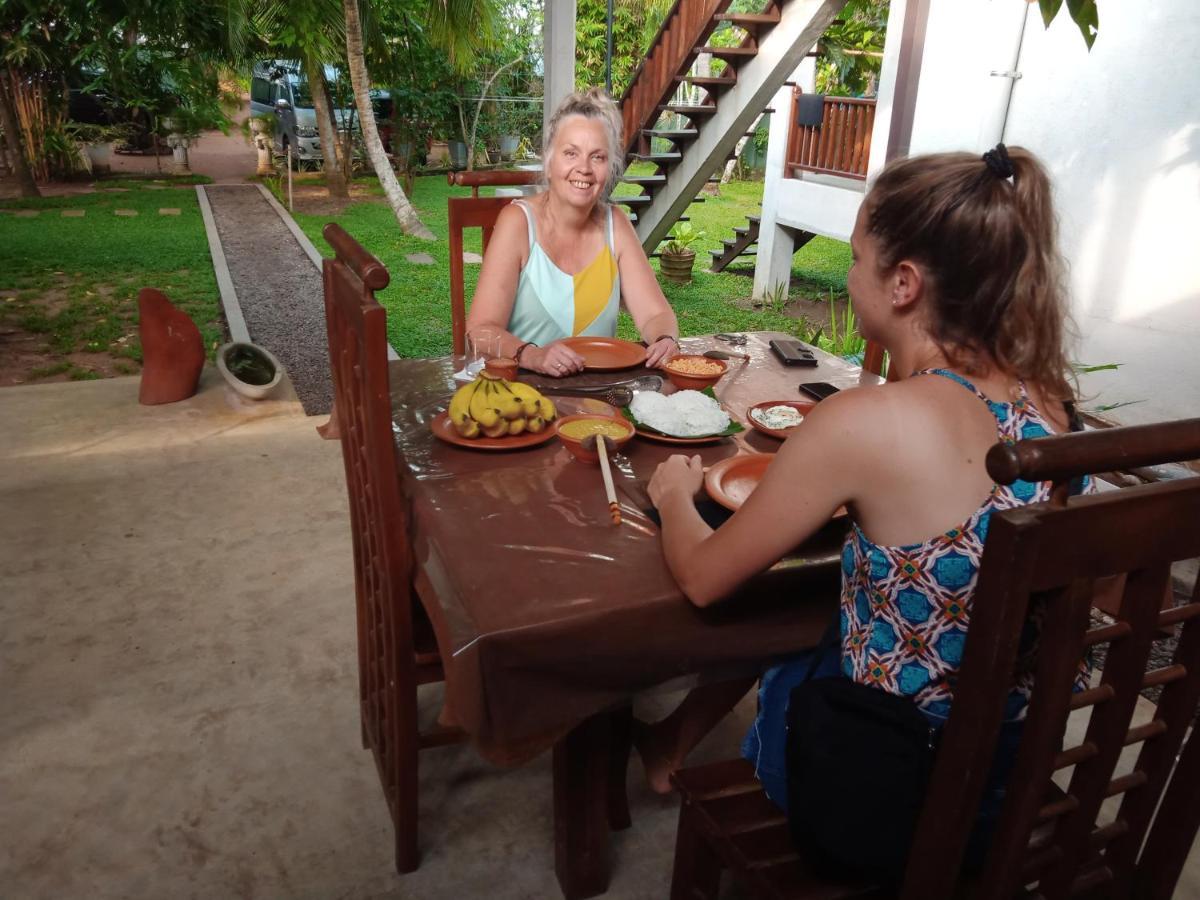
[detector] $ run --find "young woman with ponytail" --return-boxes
[640,146,1090,848]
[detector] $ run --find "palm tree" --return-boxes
[343,0,435,237]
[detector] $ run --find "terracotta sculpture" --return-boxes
[137,287,205,405]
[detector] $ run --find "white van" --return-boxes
[249,61,356,167]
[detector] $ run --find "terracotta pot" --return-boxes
[660,249,696,284]
[554,415,635,464]
[484,357,519,381]
[662,354,728,391]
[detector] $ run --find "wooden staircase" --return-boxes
[708,215,816,273]
[614,0,847,252]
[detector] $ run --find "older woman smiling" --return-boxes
[465,88,680,377]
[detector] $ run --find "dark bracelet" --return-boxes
[513,341,535,364]
[654,334,680,348]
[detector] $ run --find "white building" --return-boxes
[755,0,1200,425]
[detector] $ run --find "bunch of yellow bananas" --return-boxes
[447,372,557,439]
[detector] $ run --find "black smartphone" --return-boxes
[769,339,818,367]
[799,382,841,402]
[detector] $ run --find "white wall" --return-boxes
[909,0,1200,424]
[1004,1,1200,424]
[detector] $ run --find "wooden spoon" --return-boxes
[704,349,751,362]
[580,435,622,525]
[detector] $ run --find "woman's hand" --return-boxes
[522,341,586,377]
[645,336,680,369]
[648,454,705,508]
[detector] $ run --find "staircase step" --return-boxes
[733,226,750,236]
[677,76,737,88]
[747,215,761,224]
[612,194,652,207]
[642,129,699,141]
[710,248,757,257]
[694,45,757,58]
[714,12,781,28]
[628,152,681,164]
[659,104,718,117]
[620,175,666,186]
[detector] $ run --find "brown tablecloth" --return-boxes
[388,332,878,763]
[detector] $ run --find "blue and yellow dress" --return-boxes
[507,200,621,345]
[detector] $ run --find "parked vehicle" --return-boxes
[250,61,359,167]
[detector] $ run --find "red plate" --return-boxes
[430,411,557,451]
[559,336,647,371]
[746,400,815,440]
[705,454,773,511]
[705,453,850,517]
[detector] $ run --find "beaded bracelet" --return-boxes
[513,342,535,364]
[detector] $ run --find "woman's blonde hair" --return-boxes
[541,87,624,199]
[865,146,1076,402]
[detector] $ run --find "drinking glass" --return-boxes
[466,326,501,376]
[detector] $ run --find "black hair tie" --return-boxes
[983,143,1015,181]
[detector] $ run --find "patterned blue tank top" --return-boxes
[839,369,1092,722]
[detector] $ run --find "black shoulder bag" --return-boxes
[784,632,936,883]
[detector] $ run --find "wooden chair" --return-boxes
[670,417,1200,900]
[321,222,463,873]
[447,170,540,356]
[324,217,639,873]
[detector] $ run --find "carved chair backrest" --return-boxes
[321,222,415,761]
[447,170,541,356]
[900,418,1200,899]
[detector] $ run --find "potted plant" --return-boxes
[69,122,129,175]
[659,222,706,284]
[243,113,277,176]
[216,342,284,400]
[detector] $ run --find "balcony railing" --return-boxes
[784,90,876,181]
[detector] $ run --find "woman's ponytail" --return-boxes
[865,146,1075,402]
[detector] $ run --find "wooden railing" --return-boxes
[618,0,733,155]
[784,89,876,181]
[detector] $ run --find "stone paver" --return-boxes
[100,187,131,193]
[61,209,86,218]
[144,184,169,190]
[14,210,39,218]
[463,251,483,264]
[405,252,435,265]
[114,209,138,217]
[158,208,181,216]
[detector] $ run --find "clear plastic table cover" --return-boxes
[387,332,877,763]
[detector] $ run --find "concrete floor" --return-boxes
[1,374,1196,899]
[0,372,754,899]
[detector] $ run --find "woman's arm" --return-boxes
[465,204,585,376]
[611,208,679,368]
[649,388,877,607]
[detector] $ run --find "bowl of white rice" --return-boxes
[626,390,735,440]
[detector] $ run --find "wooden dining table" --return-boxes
[387,331,881,898]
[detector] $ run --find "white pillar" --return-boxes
[753,82,798,301]
[544,0,577,135]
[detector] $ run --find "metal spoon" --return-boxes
[704,349,751,362]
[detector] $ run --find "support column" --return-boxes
[544,0,577,134]
[753,81,798,302]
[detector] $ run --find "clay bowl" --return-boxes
[554,414,635,464]
[662,354,728,391]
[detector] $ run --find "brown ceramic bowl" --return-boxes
[484,357,519,381]
[554,414,635,464]
[662,354,728,391]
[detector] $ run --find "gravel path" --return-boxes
[205,185,331,415]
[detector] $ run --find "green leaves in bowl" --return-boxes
[620,387,745,438]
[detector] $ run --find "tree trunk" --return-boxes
[303,51,348,199]
[342,0,434,239]
[465,58,521,173]
[0,71,40,198]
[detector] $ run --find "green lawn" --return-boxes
[0,177,222,381]
[283,173,852,358]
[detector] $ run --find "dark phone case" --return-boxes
[770,339,819,367]
[799,382,841,401]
